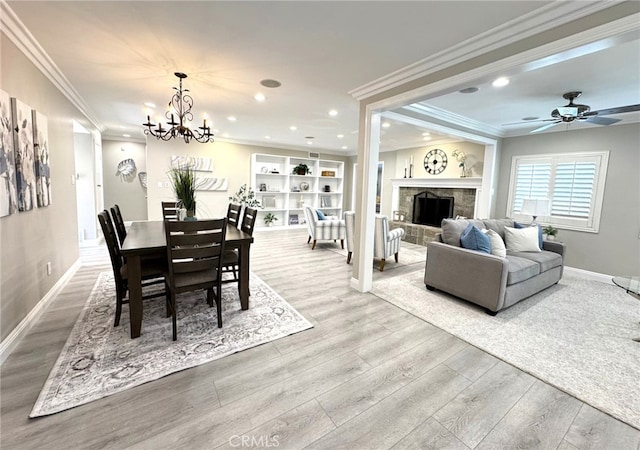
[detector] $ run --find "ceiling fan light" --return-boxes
[557,106,578,117]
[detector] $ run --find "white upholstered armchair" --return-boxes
[302,204,345,250]
[344,211,405,271]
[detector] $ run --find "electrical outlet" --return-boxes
[46,262,52,276]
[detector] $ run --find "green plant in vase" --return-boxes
[542,225,558,240]
[264,212,278,226]
[168,165,197,218]
[293,163,310,175]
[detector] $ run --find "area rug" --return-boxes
[30,272,312,418]
[371,271,640,430]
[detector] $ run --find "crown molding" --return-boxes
[349,1,624,100]
[401,104,506,138]
[0,1,104,132]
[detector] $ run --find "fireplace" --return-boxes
[413,191,454,227]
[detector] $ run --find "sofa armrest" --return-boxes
[424,241,509,312]
[542,240,566,258]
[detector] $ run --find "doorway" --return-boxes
[73,120,101,246]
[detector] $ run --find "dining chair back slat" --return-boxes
[110,204,127,246]
[240,207,258,236]
[162,201,180,221]
[164,218,227,340]
[227,203,242,228]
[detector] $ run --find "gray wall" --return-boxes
[0,34,97,341]
[102,139,148,221]
[495,123,640,275]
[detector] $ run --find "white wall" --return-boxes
[495,123,640,275]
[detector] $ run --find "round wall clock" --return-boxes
[424,149,448,175]
[260,166,269,173]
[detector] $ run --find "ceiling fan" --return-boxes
[507,91,640,133]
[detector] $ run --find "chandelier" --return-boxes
[143,72,214,144]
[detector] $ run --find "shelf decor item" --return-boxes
[321,170,335,177]
[293,163,310,175]
[264,212,278,226]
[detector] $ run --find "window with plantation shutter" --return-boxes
[506,152,609,233]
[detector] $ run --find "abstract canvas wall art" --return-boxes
[171,155,213,172]
[32,110,51,207]
[0,90,18,217]
[11,98,37,212]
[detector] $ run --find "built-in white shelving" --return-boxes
[251,153,344,228]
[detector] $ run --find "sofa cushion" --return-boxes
[484,229,506,257]
[460,224,491,254]
[316,209,326,220]
[482,218,514,240]
[508,250,562,273]
[504,226,541,252]
[441,218,486,247]
[514,221,543,249]
[505,255,540,285]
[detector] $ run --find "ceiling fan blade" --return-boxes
[584,116,620,126]
[531,121,561,133]
[502,118,556,126]
[584,104,640,116]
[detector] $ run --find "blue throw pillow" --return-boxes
[514,221,543,249]
[316,209,326,220]
[460,224,491,254]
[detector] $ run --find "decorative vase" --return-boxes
[546,235,555,241]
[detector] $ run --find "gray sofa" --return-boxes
[424,218,566,314]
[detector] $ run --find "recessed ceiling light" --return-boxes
[222,132,230,138]
[289,126,297,131]
[522,116,539,121]
[122,134,130,137]
[341,146,348,150]
[144,102,156,108]
[260,79,282,88]
[307,141,313,145]
[422,132,431,136]
[423,136,432,141]
[213,129,220,133]
[492,77,510,87]
[337,134,344,138]
[328,109,338,117]
[264,135,271,139]
[254,93,266,102]
[227,116,237,122]
[459,87,479,94]
[382,122,391,128]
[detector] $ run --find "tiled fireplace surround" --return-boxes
[390,177,482,246]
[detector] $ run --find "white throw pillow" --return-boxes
[504,226,541,252]
[483,229,507,257]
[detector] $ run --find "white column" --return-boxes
[351,110,381,293]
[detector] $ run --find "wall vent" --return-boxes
[308,152,320,159]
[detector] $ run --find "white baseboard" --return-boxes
[0,258,82,365]
[564,266,613,285]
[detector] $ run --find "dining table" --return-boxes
[120,220,254,338]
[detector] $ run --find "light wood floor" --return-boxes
[1,228,639,449]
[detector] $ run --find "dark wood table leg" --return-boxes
[128,254,143,338]
[239,243,250,310]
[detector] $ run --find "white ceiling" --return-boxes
[6,1,639,154]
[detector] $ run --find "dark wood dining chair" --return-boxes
[164,218,227,341]
[162,201,180,221]
[227,203,242,228]
[222,206,257,288]
[110,204,127,246]
[97,211,165,327]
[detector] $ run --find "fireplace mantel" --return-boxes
[391,177,483,189]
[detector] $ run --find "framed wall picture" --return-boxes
[11,97,37,212]
[0,89,18,217]
[32,110,51,207]
[289,214,299,225]
[262,195,276,208]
